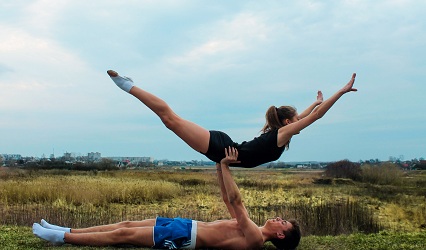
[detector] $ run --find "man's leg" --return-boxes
[41,219,156,233]
[107,70,210,153]
[64,227,154,247]
[71,219,156,233]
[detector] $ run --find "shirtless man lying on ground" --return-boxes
[33,147,301,250]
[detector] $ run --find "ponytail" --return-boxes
[261,106,284,133]
[261,105,297,149]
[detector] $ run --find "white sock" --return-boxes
[110,75,135,93]
[41,219,71,233]
[33,223,65,245]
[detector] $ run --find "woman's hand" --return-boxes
[340,73,357,94]
[316,91,323,104]
[220,147,241,166]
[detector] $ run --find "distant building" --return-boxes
[63,152,73,161]
[106,156,153,165]
[88,152,102,162]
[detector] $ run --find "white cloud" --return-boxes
[21,0,71,35]
[0,23,100,114]
[167,12,270,69]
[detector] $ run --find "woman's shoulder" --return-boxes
[260,128,279,136]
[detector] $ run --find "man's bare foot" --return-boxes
[107,70,118,77]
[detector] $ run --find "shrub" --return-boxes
[178,178,206,186]
[324,160,362,181]
[313,178,355,185]
[361,163,403,185]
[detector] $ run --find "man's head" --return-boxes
[267,218,301,250]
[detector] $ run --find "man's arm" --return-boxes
[298,91,323,119]
[216,163,236,218]
[219,147,264,248]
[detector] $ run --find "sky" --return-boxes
[1,0,425,163]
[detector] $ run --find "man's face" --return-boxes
[267,217,293,233]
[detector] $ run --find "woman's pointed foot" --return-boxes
[107,70,134,93]
[107,70,119,77]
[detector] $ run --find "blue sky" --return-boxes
[1,0,425,162]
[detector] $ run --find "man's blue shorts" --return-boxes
[153,217,197,249]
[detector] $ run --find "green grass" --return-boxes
[3,226,425,250]
[0,225,130,250]
[297,231,426,250]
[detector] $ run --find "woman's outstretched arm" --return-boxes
[277,73,357,147]
[298,91,323,119]
[312,73,357,119]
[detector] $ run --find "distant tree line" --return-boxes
[24,158,119,171]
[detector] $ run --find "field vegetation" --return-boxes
[0,162,425,249]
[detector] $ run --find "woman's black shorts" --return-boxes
[201,130,238,163]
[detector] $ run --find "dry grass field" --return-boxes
[1,166,425,249]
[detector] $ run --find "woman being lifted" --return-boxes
[107,70,357,168]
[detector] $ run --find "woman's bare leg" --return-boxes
[108,70,210,153]
[65,227,154,247]
[71,219,156,233]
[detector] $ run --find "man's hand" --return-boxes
[220,147,241,166]
[340,73,357,94]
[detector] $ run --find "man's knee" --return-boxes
[117,221,133,228]
[112,228,134,238]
